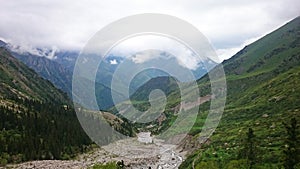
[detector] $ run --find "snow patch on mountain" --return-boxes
[109,59,118,65]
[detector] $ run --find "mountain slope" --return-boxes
[0,41,75,97]
[11,52,73,96]
[0,40,5,47]
[0,47,91,165]
[179,17,300,168]
[130,76,179,102]
[0,47,69,103]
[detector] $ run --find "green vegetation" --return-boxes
[11,52,73,97]
[0,48,92,166]
[109,76,182,134]
[105,17,300,168]
[0,98,91,165]
[0,48,70,104]
[180,118,300,169]
[90,162,118,169]
[239,128,258,169]
[1,14,299,169]
[283,118,300,169]
[179,16,300,169]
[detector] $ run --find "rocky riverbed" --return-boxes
[4,133,186,169]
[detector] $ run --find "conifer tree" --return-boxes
[283,118,299,169]
[239,128,257,169]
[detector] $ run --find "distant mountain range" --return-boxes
[0,40,217,110]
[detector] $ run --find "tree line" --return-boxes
[0,97,92,166]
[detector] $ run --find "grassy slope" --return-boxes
[180,17,300,168]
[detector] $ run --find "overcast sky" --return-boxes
[0,0,299,61]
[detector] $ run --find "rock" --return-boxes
[8,136,184,169]
[270,124,276,129]
[262,114,269,118]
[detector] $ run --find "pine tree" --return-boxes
[283,117,299,169]
[240,128,257,169]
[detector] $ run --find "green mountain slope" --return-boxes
[130,76,179,105]
[0,47,69,104]
[0,47,91,165]
[179,17,300,168]
[108,76,181,135]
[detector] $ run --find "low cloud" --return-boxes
[110,35,208,69]
[8,43,59,60]
[0,0,299,61]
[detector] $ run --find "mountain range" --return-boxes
[0,16,299,168]
[0,41,217,110]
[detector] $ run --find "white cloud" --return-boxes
[0,0,299,60]
[110,35,207,69]
[8,43,59,60]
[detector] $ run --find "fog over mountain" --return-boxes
[0,1,299,61]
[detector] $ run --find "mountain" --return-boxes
[0,47,92,165]
[0,47,70,103]
[1,46,171,109]
[0,41,74,96]
[2,40,217,110]
[11,51,73,96]
[130,76,179,102]
[179,17,300,168]
[0,40,6,47]
[54,50,78,71]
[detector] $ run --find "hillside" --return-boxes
[11,52,73,96]
[0,47,92,166]
[130,76,179,105]
[1,15,299,169]
[179,17,300,168]
[0,47,70,103]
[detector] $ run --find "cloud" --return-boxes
[0,0,299,60]
[8,43,59,60]
[110,35,208,69]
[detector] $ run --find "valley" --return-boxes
[0,11,299,169]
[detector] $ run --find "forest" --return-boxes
[0,96,92,166]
